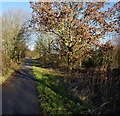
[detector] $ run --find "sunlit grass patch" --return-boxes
[32,59,90,115]
[0,69,14,84]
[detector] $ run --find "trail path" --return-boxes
[2,59,41,115]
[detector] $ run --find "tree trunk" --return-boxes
[67,53,70,69]
[79,60,82,68]
[67,46,73,72]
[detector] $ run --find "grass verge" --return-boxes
[32,59,91,115]
[0,59,26,84]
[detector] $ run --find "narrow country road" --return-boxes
[2,59,41,115]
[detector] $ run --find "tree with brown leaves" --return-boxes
[30,2,118,70]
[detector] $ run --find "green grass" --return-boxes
[0,69,14,84]
[0,59,26,84]
[32,59,91,115]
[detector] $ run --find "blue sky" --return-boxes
[1,1,117,15]
[1,2,32,16]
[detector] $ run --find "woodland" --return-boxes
[1,1,120,115]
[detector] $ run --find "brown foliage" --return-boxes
[30,2,118,69]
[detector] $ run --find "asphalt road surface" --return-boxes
[2,59,41,115]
